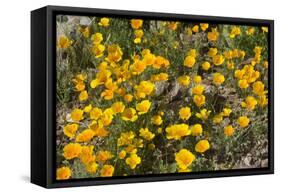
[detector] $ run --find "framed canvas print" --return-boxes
[31,5,274,188]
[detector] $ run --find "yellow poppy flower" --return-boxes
[75,129,95,142]
[151,115,163,125]
[101,89,114,100]
[175,149,195,170]
[222,108,232,117]
[165,124,191,140]
[121,108,138,122]
[80,145,95,165]
[107,44,123,63]
[139,128,155,141]
[200,23,209,31]
[79,27,90,38]
[207,28,219,41]
[134,29,144,38]
[136,100,151,114]
[117,131,135,147]
[201,61,211,70]
[261,26,268,33]
[177,75,191,86]
[237,116,250,128]
[259,94,268,107]
[124,94,134,102]
[192,85,205,95]
[90,107,103,120]
[126,154,141,169]
[96,151,113,163]
[193,94,206,107]
[153,56,170,69]
[229,26,241,38]
[111,101,125,114]
[184,55,196,68]
[130,60,147,74]
[56,167,71,180]
[241,96,258,110]
[100,165,114,177]
[196,109,211,120]
[213,73,225,85]
[100,108,114,126]
[191,124,203,136]
[91,32,103,45]
[179,107,192,120]
[193,75,202,84]
[246,27,255,35]
[213,54,225,66]
[252,81,266,96]
[238,79,249,89]
[74,82,85,92]
[224,125,234,137]
[131,19,143,29]
[71,108,84,122]
[208,48,218,57]
[187,49,197,58]
[86,161,98,174]
[98,17,110,27]
[63,143,82,160]
[134,81,155,99]
[63,123,79,138]
[168,22,179,30]
[83,104,92,113]
[92,44,105,58]
[195,140,210,153]
[57,35,72,49]
[118,150,127,159]
[79,90,88,101]
[212,112,223,124]
[192,25,199,33]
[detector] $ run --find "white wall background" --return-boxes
[0,0,279,192]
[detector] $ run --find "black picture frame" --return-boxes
[31,5,274,188]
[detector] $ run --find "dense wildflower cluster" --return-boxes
[56,15,269,180]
